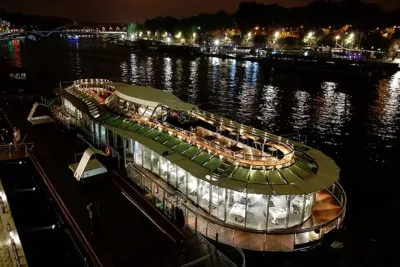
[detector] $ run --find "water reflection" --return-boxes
[146,57,154,87]
[291,91,311,132]
[370,71,400,143]
[259,85,278,132]
[229,59,237,86]
[120,61,129,83]
[314,81,350,142]
[188,60,199,103]
[175,59,183,86]
[5,40,22,67]
[237,83,257,124]
[130,54,138,84]
[69,51,81,77]
[163,57,172,92]
[243,61,258,88]
[210,57,221,92]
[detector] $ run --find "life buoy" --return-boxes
[105,145,111,156]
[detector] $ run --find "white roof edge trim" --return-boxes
[115,91,159,108]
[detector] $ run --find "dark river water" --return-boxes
[1,38,398,267]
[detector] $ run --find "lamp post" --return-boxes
[335,35,340,48]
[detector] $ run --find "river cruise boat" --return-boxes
[49,79,346,251]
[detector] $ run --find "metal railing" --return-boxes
[130,117,296,168]
[28,149,103,267]
[0,142,34,159]
[58,81,301,169]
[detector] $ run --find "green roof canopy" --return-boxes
[64,84,341,195]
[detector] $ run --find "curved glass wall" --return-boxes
[126,140,316,231]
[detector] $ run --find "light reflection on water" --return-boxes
[120,61,128,83]
[259,85,278,132]
[163,57,172,93]
[130,54,138,84]
[314,81,350,142]
[188,60,199,104]
[370,71,400,144]
[291,90,311,132]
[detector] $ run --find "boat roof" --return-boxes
[113,83,198,112]
[99,114,339,195]
[63,83,340,195]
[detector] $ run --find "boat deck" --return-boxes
[1,99,237,267]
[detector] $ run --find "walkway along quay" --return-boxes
[116,40,399,77]
[1,98,240,267]
[0,145,29,267]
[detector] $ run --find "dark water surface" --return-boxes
[1,38,398,267]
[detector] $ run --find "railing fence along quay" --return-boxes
[0,143,34,160]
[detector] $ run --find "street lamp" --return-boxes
[335,35,340,47]
[214,39,220,46]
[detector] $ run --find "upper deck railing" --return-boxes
[130,116,296,168]
[63,80,316,169]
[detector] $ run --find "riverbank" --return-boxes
[114,39,399,77]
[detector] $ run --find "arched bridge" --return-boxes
[27,25,126,37]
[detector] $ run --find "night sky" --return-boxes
[1,0,399,23]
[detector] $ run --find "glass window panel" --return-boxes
[159,157,168,181]
[177,167,187,195]
[268,195,289,229]
[303,193,315,221]
[142,146,151,170]
[100,126,107,144]
[210,186,225,221]
[245,193,267,230]
[226,189,247,227]
[168,163,177,187]
[126,140,134,162]
[94,124,100,141]
[198,180,210,212]
[288,195,303,228]
[134,141,143,166]
[151,151,160,175]
[187,174,198,204]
